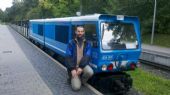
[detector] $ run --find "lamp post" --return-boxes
[151,0,157,44]
[80,0,82,15]
[76,0,82,16]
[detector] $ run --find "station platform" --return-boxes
[140,44,170,68]
[0,25,99,95]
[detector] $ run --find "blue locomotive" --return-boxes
[29,14,141,93]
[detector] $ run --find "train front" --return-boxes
[90,15,141,73]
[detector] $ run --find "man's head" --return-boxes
[75,26,85,38]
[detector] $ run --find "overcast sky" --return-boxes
[0,0,13,11]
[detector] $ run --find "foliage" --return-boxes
[3,0,170,35]
[142,33,170,48]
[0,9,4,22]
[128,68,170,95]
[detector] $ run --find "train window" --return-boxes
[55,25,69,44]
[38,24,44,36]
[101,22,137,50]
[84,24,97,41]
[84,24,98,48]
[72,24,98,48]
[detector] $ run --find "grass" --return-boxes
[128,68,170,95]
[142,33,170,48]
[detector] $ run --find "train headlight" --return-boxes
[101,64,107,71]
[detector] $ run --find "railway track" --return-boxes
[139,59,170,71]
[139,59,170,80]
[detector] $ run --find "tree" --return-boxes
[4,0,170,35]
[0,9,4,22]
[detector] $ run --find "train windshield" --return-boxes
[101,22,138,50]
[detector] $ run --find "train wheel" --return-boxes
[88,72,132,95]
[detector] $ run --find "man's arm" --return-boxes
[65,42,76,71]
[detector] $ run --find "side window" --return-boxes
[84,24,98,48]
[72,24,98,48]
[84,24,97,41]
[38,24,44,36]
[55,25,69,44]
[72,24,97,40]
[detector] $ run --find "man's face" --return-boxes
[75,27,85,38]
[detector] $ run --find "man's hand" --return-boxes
[77,68,83,75]
[71,70,77,78]
[71,68,83,78]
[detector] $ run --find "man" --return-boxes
[65,25,94,91]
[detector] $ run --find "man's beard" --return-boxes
[76,35,85,47]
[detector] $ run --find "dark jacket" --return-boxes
[65,39,92,71]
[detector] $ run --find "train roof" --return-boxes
[29,14,138,22]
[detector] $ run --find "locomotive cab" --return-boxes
[88,15,141,93]
[89,15,141,73]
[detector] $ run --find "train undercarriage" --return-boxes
[89,72,133,95]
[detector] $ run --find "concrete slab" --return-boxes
[141,44,170,67]
[142,44,170,57]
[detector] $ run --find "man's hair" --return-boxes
[76,25,84,29]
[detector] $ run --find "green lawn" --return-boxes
[128,69,170,95]
[142,34,170,48]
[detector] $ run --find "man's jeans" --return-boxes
[71,65,94,91]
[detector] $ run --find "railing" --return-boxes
[9,20,29,39]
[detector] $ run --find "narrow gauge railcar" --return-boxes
[29,14,141,72]
[29,14,141,93]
